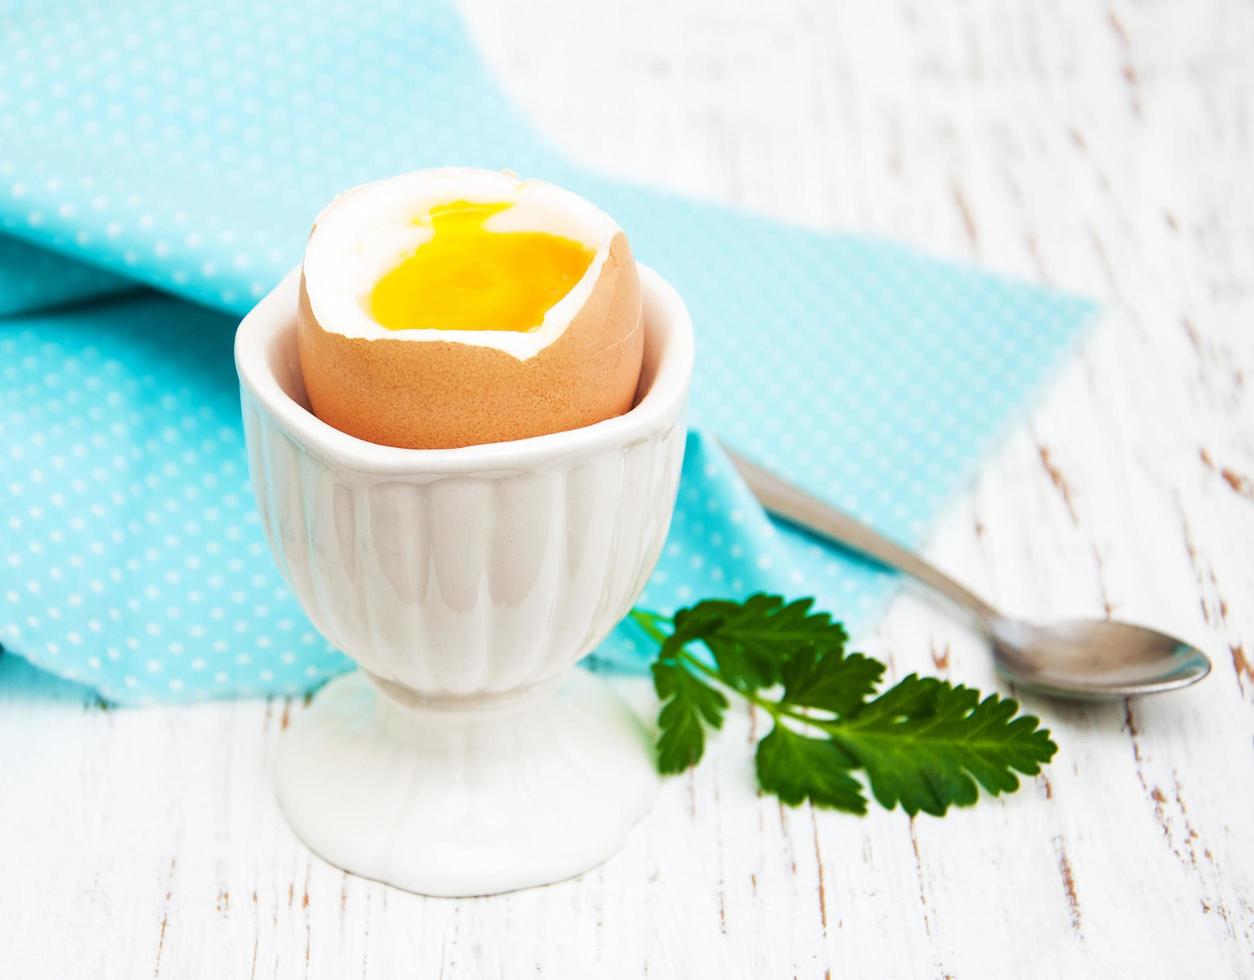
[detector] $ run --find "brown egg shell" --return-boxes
[297,232,644,450]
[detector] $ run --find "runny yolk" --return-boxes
[368,200,596,332]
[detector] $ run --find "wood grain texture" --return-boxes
[2,0,1252,975]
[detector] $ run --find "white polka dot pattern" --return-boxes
[0,0,1094,702]
[0,301,350,703]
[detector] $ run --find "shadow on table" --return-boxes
[0,645,111,707]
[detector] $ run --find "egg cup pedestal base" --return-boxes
[275,667,659,897]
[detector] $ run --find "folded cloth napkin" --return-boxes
[0,0,1093,704]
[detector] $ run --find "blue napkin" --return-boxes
[0,0,1093,704]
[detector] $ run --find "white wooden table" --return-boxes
[3,0,1252,975]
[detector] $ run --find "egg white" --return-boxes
[302,167,621,361]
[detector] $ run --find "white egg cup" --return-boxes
[235,266,692,897]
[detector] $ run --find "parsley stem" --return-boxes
[628,608,670,646]
[676,649,788,720]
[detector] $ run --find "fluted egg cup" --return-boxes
[235,266,692,897]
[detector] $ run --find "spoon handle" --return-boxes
[722,445,999,625]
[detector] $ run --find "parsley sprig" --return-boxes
[630,594,1057,817]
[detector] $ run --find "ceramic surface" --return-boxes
[235,265,693,896]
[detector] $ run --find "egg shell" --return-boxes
[297,232,643,450]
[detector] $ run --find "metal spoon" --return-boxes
[723,446,1212,700]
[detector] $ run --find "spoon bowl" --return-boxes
[988,618,1212,699]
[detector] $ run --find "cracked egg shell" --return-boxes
[297,168,644,450]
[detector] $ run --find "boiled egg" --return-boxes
[297,168,643,449]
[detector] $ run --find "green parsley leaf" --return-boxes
[828,674,1058,816]
[662,594,849,691]
[651,658,728,774]
[755,723,867,814]
[638,593,1059,818]
[781,645,884,715]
